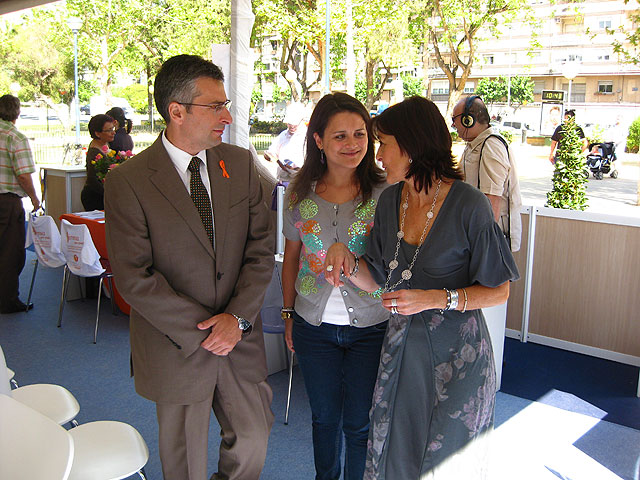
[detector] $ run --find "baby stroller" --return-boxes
[586,142,618,180]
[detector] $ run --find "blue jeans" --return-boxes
[292,311,387,480]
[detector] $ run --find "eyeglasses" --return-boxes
[179,99,232,113]
[451,113,463,128]
[101,128,116,133]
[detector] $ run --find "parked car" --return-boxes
[500,120,534,133]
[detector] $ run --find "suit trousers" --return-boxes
[0,193,26,308]
[156,356,274,480]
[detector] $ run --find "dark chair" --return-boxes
[260,262,295,425]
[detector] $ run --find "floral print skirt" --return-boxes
[364,310,496,479]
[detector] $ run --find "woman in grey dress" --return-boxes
[325,96,519,479]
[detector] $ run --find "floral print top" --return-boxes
[283,183,389,327]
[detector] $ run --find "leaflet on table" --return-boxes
[71,210,105,220]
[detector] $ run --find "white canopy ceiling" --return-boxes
[0,0,58,15]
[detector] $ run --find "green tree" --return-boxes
[350,0,416,110]
[402,74,425,98]
[355,78,368,104]
[627,116,640,153]
[474,77,508,105]
[271,84,292,104]
[474,75,533,112]
[253,0,328,100]
[508,75,534,112]
[113,84,149,114]
[409,0,532,118]
[546,117,589,210]
[0,11,75,128]
[602,0,640,64]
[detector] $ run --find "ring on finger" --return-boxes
[391,306,398,315]
[390,298,397,307]
[326,265,334,272]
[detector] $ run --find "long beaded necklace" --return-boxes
[383,179,442,293]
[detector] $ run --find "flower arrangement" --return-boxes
[91,145,133,182]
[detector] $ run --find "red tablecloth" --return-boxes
[60,213,130,315]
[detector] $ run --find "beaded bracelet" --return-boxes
[350,255,360,277]
[442,288,452,313]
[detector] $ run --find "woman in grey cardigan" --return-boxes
[281,93,388,480]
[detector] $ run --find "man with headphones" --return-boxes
[452,95,522,252]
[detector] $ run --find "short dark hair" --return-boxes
[154,54,225,123]
[88,114,114,139]
[290,92,384,205]
[565,109,576,118]
[468,96,491,125]
[105,107,126,128]
[372,96,462,193]
[0,94,21,122]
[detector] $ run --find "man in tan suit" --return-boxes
[104,54,275,480]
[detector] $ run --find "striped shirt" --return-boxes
[0,119,35,196]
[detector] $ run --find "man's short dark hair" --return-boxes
[468,97,491,125]
[154,55,225,123]
[565,109,576,118]
[0,94,21,122]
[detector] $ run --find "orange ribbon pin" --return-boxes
[219,160,230,178]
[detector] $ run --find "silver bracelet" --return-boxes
[449,289,459,311]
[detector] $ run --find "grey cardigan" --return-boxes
[283,183,390,327]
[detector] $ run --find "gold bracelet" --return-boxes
[461,288,468,313]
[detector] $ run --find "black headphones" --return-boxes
[461,95,482,128]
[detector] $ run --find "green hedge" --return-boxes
[251,120,287,134]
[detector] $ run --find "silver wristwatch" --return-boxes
[232,314,251,331]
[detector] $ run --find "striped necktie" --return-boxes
[187,157,214,247]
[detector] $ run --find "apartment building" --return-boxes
[426,0,640,126]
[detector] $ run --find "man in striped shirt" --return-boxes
[0,94,40,314]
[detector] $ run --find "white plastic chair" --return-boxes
[67,420,149,480]
[1,345,79,427]
[24,214,67,309]
[59,219,116,343]
[12,384,80,427]
[0,395,149,480]
[0,394,74,480]
[7,367,18,388]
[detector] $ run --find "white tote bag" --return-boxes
[60,220,105,277]
[25,214,66,268]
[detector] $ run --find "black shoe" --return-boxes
[0,301,34,314]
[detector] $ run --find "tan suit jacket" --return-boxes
[104,135,274,404]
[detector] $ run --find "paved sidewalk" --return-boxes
[453,142,640,219]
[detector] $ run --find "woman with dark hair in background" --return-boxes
[105,106,134,153]
[281,92,388,480]
[325,96,519,479]
[80,114,115,211]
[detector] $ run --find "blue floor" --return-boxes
[501,337,640,430]
[2,251,639,479]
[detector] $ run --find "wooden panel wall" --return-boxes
[506,210,640,357]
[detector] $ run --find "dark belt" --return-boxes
[0,192,22,199]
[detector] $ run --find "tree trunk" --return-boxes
[365,61,375,111]
[345,0,355,97]
[98,37,111,98]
